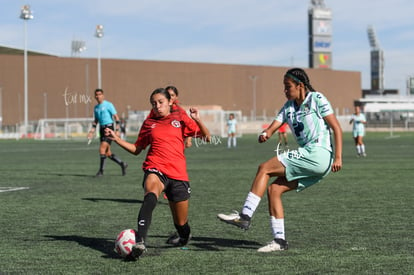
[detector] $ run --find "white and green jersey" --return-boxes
[351,113,366,132]
[227,118,237,134]
[276,91,334,151]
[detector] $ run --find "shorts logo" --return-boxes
[171,120,181,128]
[148,168,163,176]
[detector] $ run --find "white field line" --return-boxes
[0,187,30,193]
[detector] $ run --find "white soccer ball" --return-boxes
[114,229,136,258]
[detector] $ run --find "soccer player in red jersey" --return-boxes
[147,86,192,199]
[105,87,211,260]
[147,85,193,148]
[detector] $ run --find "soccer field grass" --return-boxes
[0,132,413,274]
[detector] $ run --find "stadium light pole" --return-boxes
[20,4,33,137]
[249,75,258,121]
[71,40,86,57]
[43,92,47,119]
[95,25,104,89]
[0,86,2,129]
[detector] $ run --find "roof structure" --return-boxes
[0,45,54,56]
[359,95,414,112]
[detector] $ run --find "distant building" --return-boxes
[0,45,361,128]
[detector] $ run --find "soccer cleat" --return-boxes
[257,238,288,252]
[128,241,146,260]
[217,210,251,230]
[166,232,192,246]
[121,162,128,176]
[95,170,104,177]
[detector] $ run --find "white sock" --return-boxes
[361,144,365,154]
[227,137,231,148]
[232,137,237,147]
[241,192,261,218]
[356,145,361,154]
[270,216,285,240]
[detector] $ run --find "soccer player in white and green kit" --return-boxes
[226,113,237,148]
[218,68,343,252]
[349,105,367,157]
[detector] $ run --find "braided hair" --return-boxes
[284,68,316,92]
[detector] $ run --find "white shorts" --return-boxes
[277,146,333,192]
[352,128,365,138]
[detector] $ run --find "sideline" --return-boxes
[0,187,30,193]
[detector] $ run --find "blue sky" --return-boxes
[1,0,413,95]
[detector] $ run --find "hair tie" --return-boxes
[285,73,302,84]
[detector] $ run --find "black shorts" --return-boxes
[99,124,114,144]
[143,168,191,202]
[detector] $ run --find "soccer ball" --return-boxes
[114,229,136,258]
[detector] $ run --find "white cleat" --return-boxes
[257,239,288,252]
[217,210,251,230]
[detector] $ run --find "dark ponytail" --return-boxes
[165,86,179,96]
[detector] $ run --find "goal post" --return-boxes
[126,108,243,138]
[34,108,244,140]
[34,117,94,140]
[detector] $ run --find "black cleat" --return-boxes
[121,162,128,176]
[166,232,192,246]
[128,241,146,260]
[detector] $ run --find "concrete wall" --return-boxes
[0,54,361,126]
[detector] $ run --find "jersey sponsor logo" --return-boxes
[303,104,310,113]
[171,120,181,128]
[292,122,304,137]
[151,123,156,128]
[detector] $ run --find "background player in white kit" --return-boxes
[349,105,367,157]
[227,113,237,148]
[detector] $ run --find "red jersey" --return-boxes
[147,104,194,139]
[134,111,201,181]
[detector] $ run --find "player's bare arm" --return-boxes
[113,114,121,137]
[259,120,282,143]
[105,128,142,155]
[87,119,99,140]
[189,107,211,142]
[324,114,343,172]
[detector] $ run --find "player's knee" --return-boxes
[268,184,282,196]
[257,161,270,174]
